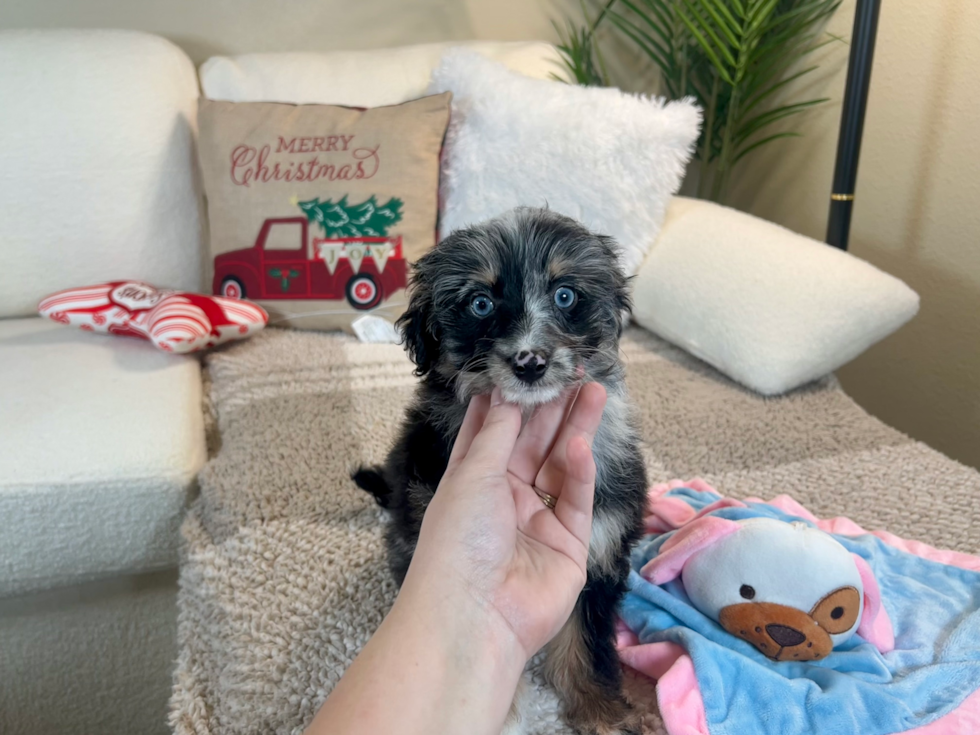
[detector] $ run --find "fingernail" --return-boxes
[491,386,504,406]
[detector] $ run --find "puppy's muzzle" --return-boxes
[511,349,549,384]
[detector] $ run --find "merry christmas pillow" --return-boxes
[197,94,451,331]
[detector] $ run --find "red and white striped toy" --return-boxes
[38,281,268,354]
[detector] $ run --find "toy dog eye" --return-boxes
[470,294,494,317]
[810,586,860,634]
[554,287,576,310]
[739,585,756,600]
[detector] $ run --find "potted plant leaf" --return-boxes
[555,0,843,203]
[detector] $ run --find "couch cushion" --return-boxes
[0,30,203,318]
[199,40,563,107]
[428,50,700,276]
[0,319,206,596]
[631,198,920,395]
[196,94,450,332]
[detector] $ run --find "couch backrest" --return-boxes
[0,34,560,318]
[0,29,203,317]
[199,40,564,106]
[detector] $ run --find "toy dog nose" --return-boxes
[511,350,548,384]
[766,624,807,648]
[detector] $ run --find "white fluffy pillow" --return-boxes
[632,197,920,395]
[428,50,700,275]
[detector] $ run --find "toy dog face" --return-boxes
[682,519,864,661]
[397,207,630,407]
[642,516,893,661]
[717,586,861,661]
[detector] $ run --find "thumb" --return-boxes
[458,388,522,477]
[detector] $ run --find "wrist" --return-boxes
[393,568,528,724]
[397,567,528,673]
[307,555,527,735]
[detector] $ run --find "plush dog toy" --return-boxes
[641,516,894,661]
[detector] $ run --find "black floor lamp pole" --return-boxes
[827,0,882,250]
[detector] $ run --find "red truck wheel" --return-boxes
[220,277,246,299]
[346,274,382,310]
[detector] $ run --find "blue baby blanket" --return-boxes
[618,483,980,735]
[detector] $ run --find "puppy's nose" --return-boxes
[511,350,548,384]
[766,624,807,648]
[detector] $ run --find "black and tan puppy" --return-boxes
[354,207,648,735]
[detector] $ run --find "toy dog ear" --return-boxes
[852,553,895,654]
[396,262,440,377]
[640,516,741,585]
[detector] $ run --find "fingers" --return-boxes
[561,382,607,442]
[446,393,492,472]
[553,435,597,549]
[507,386,578,485]
[535,383,607,493]
[448,382,605,487]
[460,387,522,477]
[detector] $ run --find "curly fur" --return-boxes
[354,207,648,734]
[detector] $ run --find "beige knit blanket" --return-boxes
[170,327,980,735]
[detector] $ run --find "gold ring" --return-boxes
[831,193,855,202]
[535,489,558,510]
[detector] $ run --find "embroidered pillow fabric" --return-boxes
[197,94,451,331]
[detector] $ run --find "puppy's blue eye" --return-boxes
[471,294,494,317]
[554,286,576,310]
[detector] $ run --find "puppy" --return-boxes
[354,207,648,734]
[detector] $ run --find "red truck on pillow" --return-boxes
[212,217,407,310]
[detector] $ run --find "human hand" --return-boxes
[307,384,607,735]
[399,383,607,662]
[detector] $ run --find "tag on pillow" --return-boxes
[351,314,401,344]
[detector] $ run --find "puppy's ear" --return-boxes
[597,235,633,335]
[616,275,636,336]
[396,264,440,376]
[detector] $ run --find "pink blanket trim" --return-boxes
[621,479,980,735]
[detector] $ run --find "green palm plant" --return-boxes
[556,0,842,202]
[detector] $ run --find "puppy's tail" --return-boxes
[352,465,392,508]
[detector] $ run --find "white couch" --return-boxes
[0,29,573,735]
[0,29,206,735]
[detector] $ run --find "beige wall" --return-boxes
[728,0,980,470]
[0,0,561,63]
[4,0,977,467]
